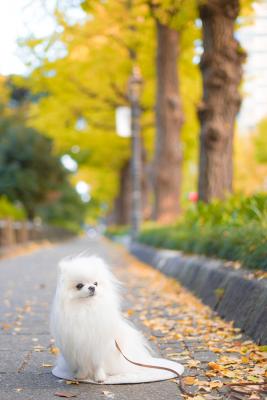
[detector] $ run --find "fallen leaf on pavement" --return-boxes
[54,392,77,398]
[102,390,115,398]
[209,380,223,389]
[183,376,196,385]
[50,346,60,355]
[187,359,201,368]
[249,394,261,400]
[1,323,11,330]
[208,362,223,371]
[33,345,45,352]
[205,371,217,378]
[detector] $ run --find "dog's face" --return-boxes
[57,256,118,302]
[72,279,98,299]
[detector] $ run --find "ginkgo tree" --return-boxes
[24,2,140,211]
[143,0,198,223]
[18,0,201,224]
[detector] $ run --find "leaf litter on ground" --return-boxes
[116,248,267,399]
[54,392,77,398]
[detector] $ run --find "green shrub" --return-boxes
[0,196,26,221]
[138,194,267,271]
[105,225,130,238]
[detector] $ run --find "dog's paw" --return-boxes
[74,368,89,381]
[94,367,106,383]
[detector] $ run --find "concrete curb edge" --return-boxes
[129,242,267,345]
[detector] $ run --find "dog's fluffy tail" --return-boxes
[117,319,154,363]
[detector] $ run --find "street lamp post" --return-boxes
[128,66,143,240]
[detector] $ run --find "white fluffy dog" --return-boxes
[50,256,153,382]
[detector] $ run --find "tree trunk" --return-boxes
[141,144,152,221]
[153,20,183,223]
[198,0,245,202]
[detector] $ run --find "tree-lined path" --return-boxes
[0,237,266,400]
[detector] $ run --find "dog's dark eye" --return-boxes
[94,282,98,286]
[76,283,84,290]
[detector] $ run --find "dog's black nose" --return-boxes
[88,286,95,293]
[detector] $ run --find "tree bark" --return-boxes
[141,144,152,221]
[198,0,245,202]
[153,20,183,223]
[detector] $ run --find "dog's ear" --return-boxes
[57,257,72,274]
[57,262,65,275]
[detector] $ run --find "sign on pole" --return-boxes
[115,106,131,137]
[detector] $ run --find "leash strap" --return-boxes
[115,340,181,377]
[115,340,194,397]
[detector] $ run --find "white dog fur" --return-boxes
[51,256,155,382]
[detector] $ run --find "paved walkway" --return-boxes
[0,237,266,400]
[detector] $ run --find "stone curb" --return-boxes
[129,242,267,345]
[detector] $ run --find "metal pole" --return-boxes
[128,66,142,240]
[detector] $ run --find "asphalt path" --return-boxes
[0,236,181,400]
